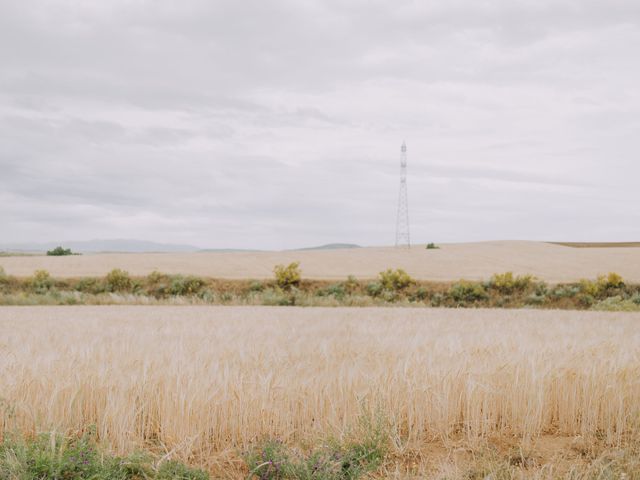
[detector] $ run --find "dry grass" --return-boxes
[2,241,640,282]
[1,306,639,478]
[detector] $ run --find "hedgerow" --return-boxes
[1,268,639,311]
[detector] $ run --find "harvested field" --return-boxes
[550,242,640,248]
[2,241,640,282]
[1,306,639,477]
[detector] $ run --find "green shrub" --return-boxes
[363,282,399,302]
[73,277,103,294]
[426,243,439,249]
[145,271,171,297]
[262,288,296,306]
[534,282,548,296]
[378,269,414,291]
[489,272,534,293]
[551,285,580,299]
[249,280,265,292]
[525,293,546,306]
[317,283,347,299]
[576,293,595,308]
[410,287,428,301]
[380,289,399,303]
[449,281,488,303]
[343,275,359,294]
[29,270,54,293]
[316,277,359,301]
[169,275,206,296]
[219,292,233,303]
[105,269,133,292]
[430,293,444,307]
[579,278,600,297]
[603,272,625,289]
[146,270,167,284]
[198,289,215,303]
[364,282,380,297]
[273,262,302,289]
[580,273,626,297]
[592,296,640,312]
[46,246,74,256]
[0,266,7,283]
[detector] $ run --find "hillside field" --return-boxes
[2,241,640,282]
[1,306,639,478]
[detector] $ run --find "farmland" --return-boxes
[1,306,639,478]
[2,241,640,283]
[1,242,640,478]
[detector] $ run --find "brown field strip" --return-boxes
[550,242,640,248]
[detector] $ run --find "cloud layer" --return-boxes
[1,0,639,249]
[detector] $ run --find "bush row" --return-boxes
[0,265,639,310]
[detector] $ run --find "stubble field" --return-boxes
[1,306,639,478]
[3,241,640,282]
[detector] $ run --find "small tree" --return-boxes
[273,262,301,289]
[47,246,73,256]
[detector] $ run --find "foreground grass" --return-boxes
[1,307,638,478]
[0,420,386,480]
[422,440,640,480]
[2,430,639,479]
[244,414,387,480]
[0,431,208,480]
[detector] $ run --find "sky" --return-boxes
[1,0,639,250]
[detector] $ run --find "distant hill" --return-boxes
[295,243,362,251]
[0,239,201,253]
[197,248,262,253]
[0,240,363,254]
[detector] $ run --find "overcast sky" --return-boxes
[1,0,639,249]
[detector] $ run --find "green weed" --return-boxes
[0,431,209,480]
[244,412,387,480]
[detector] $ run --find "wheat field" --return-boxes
[1,306,639,477]
[3,241,640,282]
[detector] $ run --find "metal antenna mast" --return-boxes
[395,141,410,248]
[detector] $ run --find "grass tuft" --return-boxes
[0,431,209,480]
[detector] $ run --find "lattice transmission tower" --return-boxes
[395,141,410,248]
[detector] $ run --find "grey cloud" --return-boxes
[1,0,639,248]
